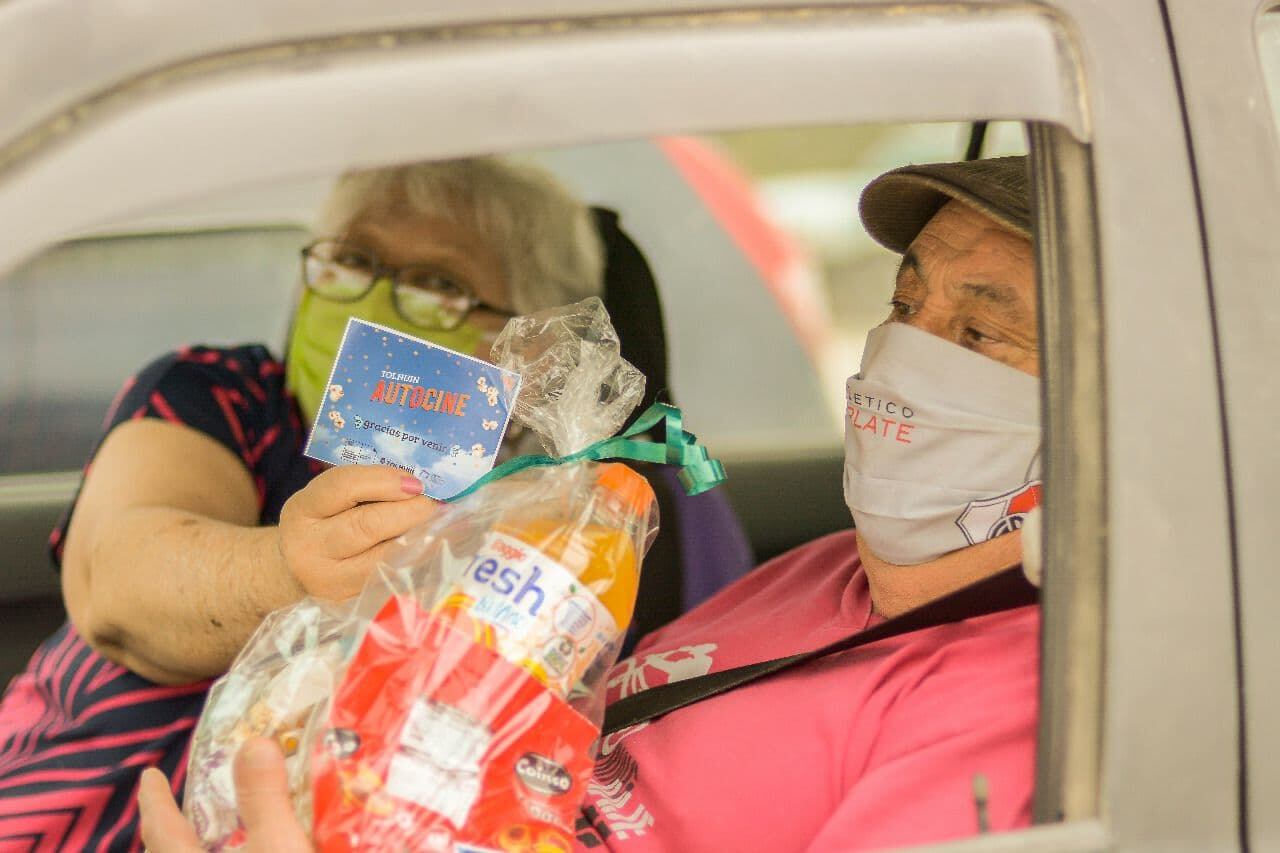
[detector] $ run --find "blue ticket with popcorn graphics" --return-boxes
[303,317,521,500]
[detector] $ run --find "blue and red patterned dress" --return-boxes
[0,346,320,851]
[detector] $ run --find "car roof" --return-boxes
[2,0,1042,147]
[0,0,1085,278]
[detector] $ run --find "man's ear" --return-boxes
[1021,506,1042,587]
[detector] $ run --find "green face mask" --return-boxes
[285,279,484,425]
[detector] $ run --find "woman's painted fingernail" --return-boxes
[401,476,424,494]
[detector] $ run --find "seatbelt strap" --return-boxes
[602,565,1038,736]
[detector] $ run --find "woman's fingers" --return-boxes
[234,739,313,852]
[279,466,441,599]
[287,465,423,520]
[343,536,428,585]
[304,500,440,600]
[137,767,202,852]
[325,496,441,559]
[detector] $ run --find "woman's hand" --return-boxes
[278,465,441,600]
[138,738,311,852]
[62,418,442,682]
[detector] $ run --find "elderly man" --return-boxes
[140,155,1042,851]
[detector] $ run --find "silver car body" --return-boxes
[0,0,1276,849]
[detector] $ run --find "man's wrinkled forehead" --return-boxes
[894,199,1039,339]
[907,198,1031,255]
[898,200,1035,280]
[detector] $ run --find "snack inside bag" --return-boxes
[183,600,352,849]
[185,298,671,851]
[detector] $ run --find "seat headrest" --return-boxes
[593,207,673,424]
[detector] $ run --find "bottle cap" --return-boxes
[595,463,656,517]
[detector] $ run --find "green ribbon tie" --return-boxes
[446,402,727,503]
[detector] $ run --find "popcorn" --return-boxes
[328,384,346,402]
[327,410,346,430]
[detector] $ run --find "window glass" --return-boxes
[0,122,1026,477]
[703,121,1027,428]
[0,230,302,474]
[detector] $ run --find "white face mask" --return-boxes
[843,322,1042,565]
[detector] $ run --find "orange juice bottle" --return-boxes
[433,463,655,696]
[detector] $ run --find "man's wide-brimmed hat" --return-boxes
[858,155,1031,253]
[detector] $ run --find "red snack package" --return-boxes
[312,594,598,852]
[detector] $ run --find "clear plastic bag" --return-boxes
[491,296,644,458]
[185,298,657,851]
[184,601,352,849]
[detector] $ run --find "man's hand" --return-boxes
[138,738,311,852]
[279,465,440,600]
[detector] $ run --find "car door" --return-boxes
[1162,2,1280,850]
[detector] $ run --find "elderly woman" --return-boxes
[0,157,752,851]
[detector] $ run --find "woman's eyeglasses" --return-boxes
[300,239,499,331]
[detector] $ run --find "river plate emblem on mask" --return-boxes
[954,481,1043,546]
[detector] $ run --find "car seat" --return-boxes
[594,208,754,652]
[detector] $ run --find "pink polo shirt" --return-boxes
[574,530,1039,851]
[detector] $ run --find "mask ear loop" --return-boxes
[280,281,314,435]
[281,280,307,365]
[1021,507,1043,588]
[286,230,334,357]
[1020,445,1044,587]
[1023,444,1043,483]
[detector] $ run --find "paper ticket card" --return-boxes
[304,318,521,500]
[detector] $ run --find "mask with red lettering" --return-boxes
[843,322,1042,565]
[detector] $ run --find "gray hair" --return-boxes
[315,157,605,314]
